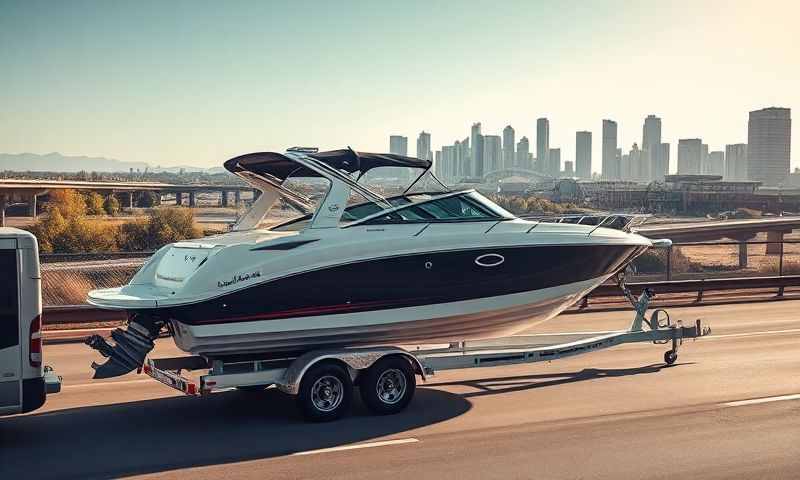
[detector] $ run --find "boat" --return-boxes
[85,147,653,378]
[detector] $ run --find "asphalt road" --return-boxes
[2,301,799,479]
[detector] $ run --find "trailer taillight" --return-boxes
[30,314,42,368]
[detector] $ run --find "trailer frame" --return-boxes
[141,287,711,421]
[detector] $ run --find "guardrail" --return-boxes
[581,274,800,309]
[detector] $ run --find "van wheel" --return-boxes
[359,356,416,415]
[297,362,353,422]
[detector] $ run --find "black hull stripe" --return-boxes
[168,244,646,326]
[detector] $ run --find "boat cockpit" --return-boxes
[224,147,515,232]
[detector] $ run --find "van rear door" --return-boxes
[0,239,21,414]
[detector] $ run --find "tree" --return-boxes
[103,195,121,216]
[136,191,159,208]
[46,189,87,218]
[85,192,106,215]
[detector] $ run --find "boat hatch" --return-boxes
[155,245,213,285]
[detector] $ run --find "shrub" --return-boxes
[46,189,86,218]
[85,192,106,215]
[136,191,159,208]
[117,208,201,251]
[103,195,121,216]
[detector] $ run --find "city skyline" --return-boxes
[1,1,799,170]
[401,106,790,184]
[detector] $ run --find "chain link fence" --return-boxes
[41,257,146,306]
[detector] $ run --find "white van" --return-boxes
[0,228,60,416]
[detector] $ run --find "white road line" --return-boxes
[45,327,116,334]
[702,328,800,340]
[723,393,800,408]
[64,379,154,389]
[291,438,419,456]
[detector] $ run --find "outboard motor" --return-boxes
[85,313,165,379]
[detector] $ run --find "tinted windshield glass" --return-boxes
[361,193,502,224]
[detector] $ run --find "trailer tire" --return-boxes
[297,362,353,422]
[359,356,416,415]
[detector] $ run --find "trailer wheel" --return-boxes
[297,362,353,422]
[359,356,416,415]
[664,350,678,365]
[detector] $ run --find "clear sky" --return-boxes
[1,0,798,173]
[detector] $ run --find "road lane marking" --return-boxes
[701,328,800,340]
[45,327,116,334]
[291,438,419,456]
[723,393,800,407]
[64,379,155,389]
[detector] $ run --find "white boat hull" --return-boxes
[171,275,608,355]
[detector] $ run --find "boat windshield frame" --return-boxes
[340,189,516,228]
[229,150,455,231]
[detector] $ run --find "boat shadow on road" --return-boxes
[427,362,695,398]
[0,387,470,480]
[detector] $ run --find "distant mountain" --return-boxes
[0,152,217,173]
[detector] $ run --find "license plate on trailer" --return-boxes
[143,361,198,395]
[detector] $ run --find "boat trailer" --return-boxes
[141,281,711,422]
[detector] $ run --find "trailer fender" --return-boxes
[279,347,425,395]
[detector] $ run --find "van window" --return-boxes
[0,250,19,350]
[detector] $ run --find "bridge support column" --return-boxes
[221,190,228,207]
[27,193,37,218]
[188,192,197,207]
[738,242,748,268]
[0,195,6,227]
[766,230,787,255]
[175,192,183,206]
[126,192,134,210]
[234,190,241,206]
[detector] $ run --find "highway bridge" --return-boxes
[4,300,798,479]
[0,179,256,225]
[637,216,800,266]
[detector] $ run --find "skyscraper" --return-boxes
[416,131,431,161]
[389,135,408,156]
[748,107,791,186]
[458,137,470,180]
[575,131,592,179]
[516,136,530,169]
[470,123,483,178]
[536,118,549,175]
[564,161,574,176]
[701,143,709,174]
[655,143,670,181]
[725,143,748,181]
[602,120,618,180]
[502,125,515,170]
[549,148,561,176]
[483,135,502,173]
[678,139,703,174]
[707,151,725,176]
[642,115,662,182]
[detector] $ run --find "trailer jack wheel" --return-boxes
[664,350,678,365]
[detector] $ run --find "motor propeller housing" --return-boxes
[85,313,166,379]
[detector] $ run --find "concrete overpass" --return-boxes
[636,216,800,267]
[0,179,256,225]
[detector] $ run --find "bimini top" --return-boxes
[224,148,431,182]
